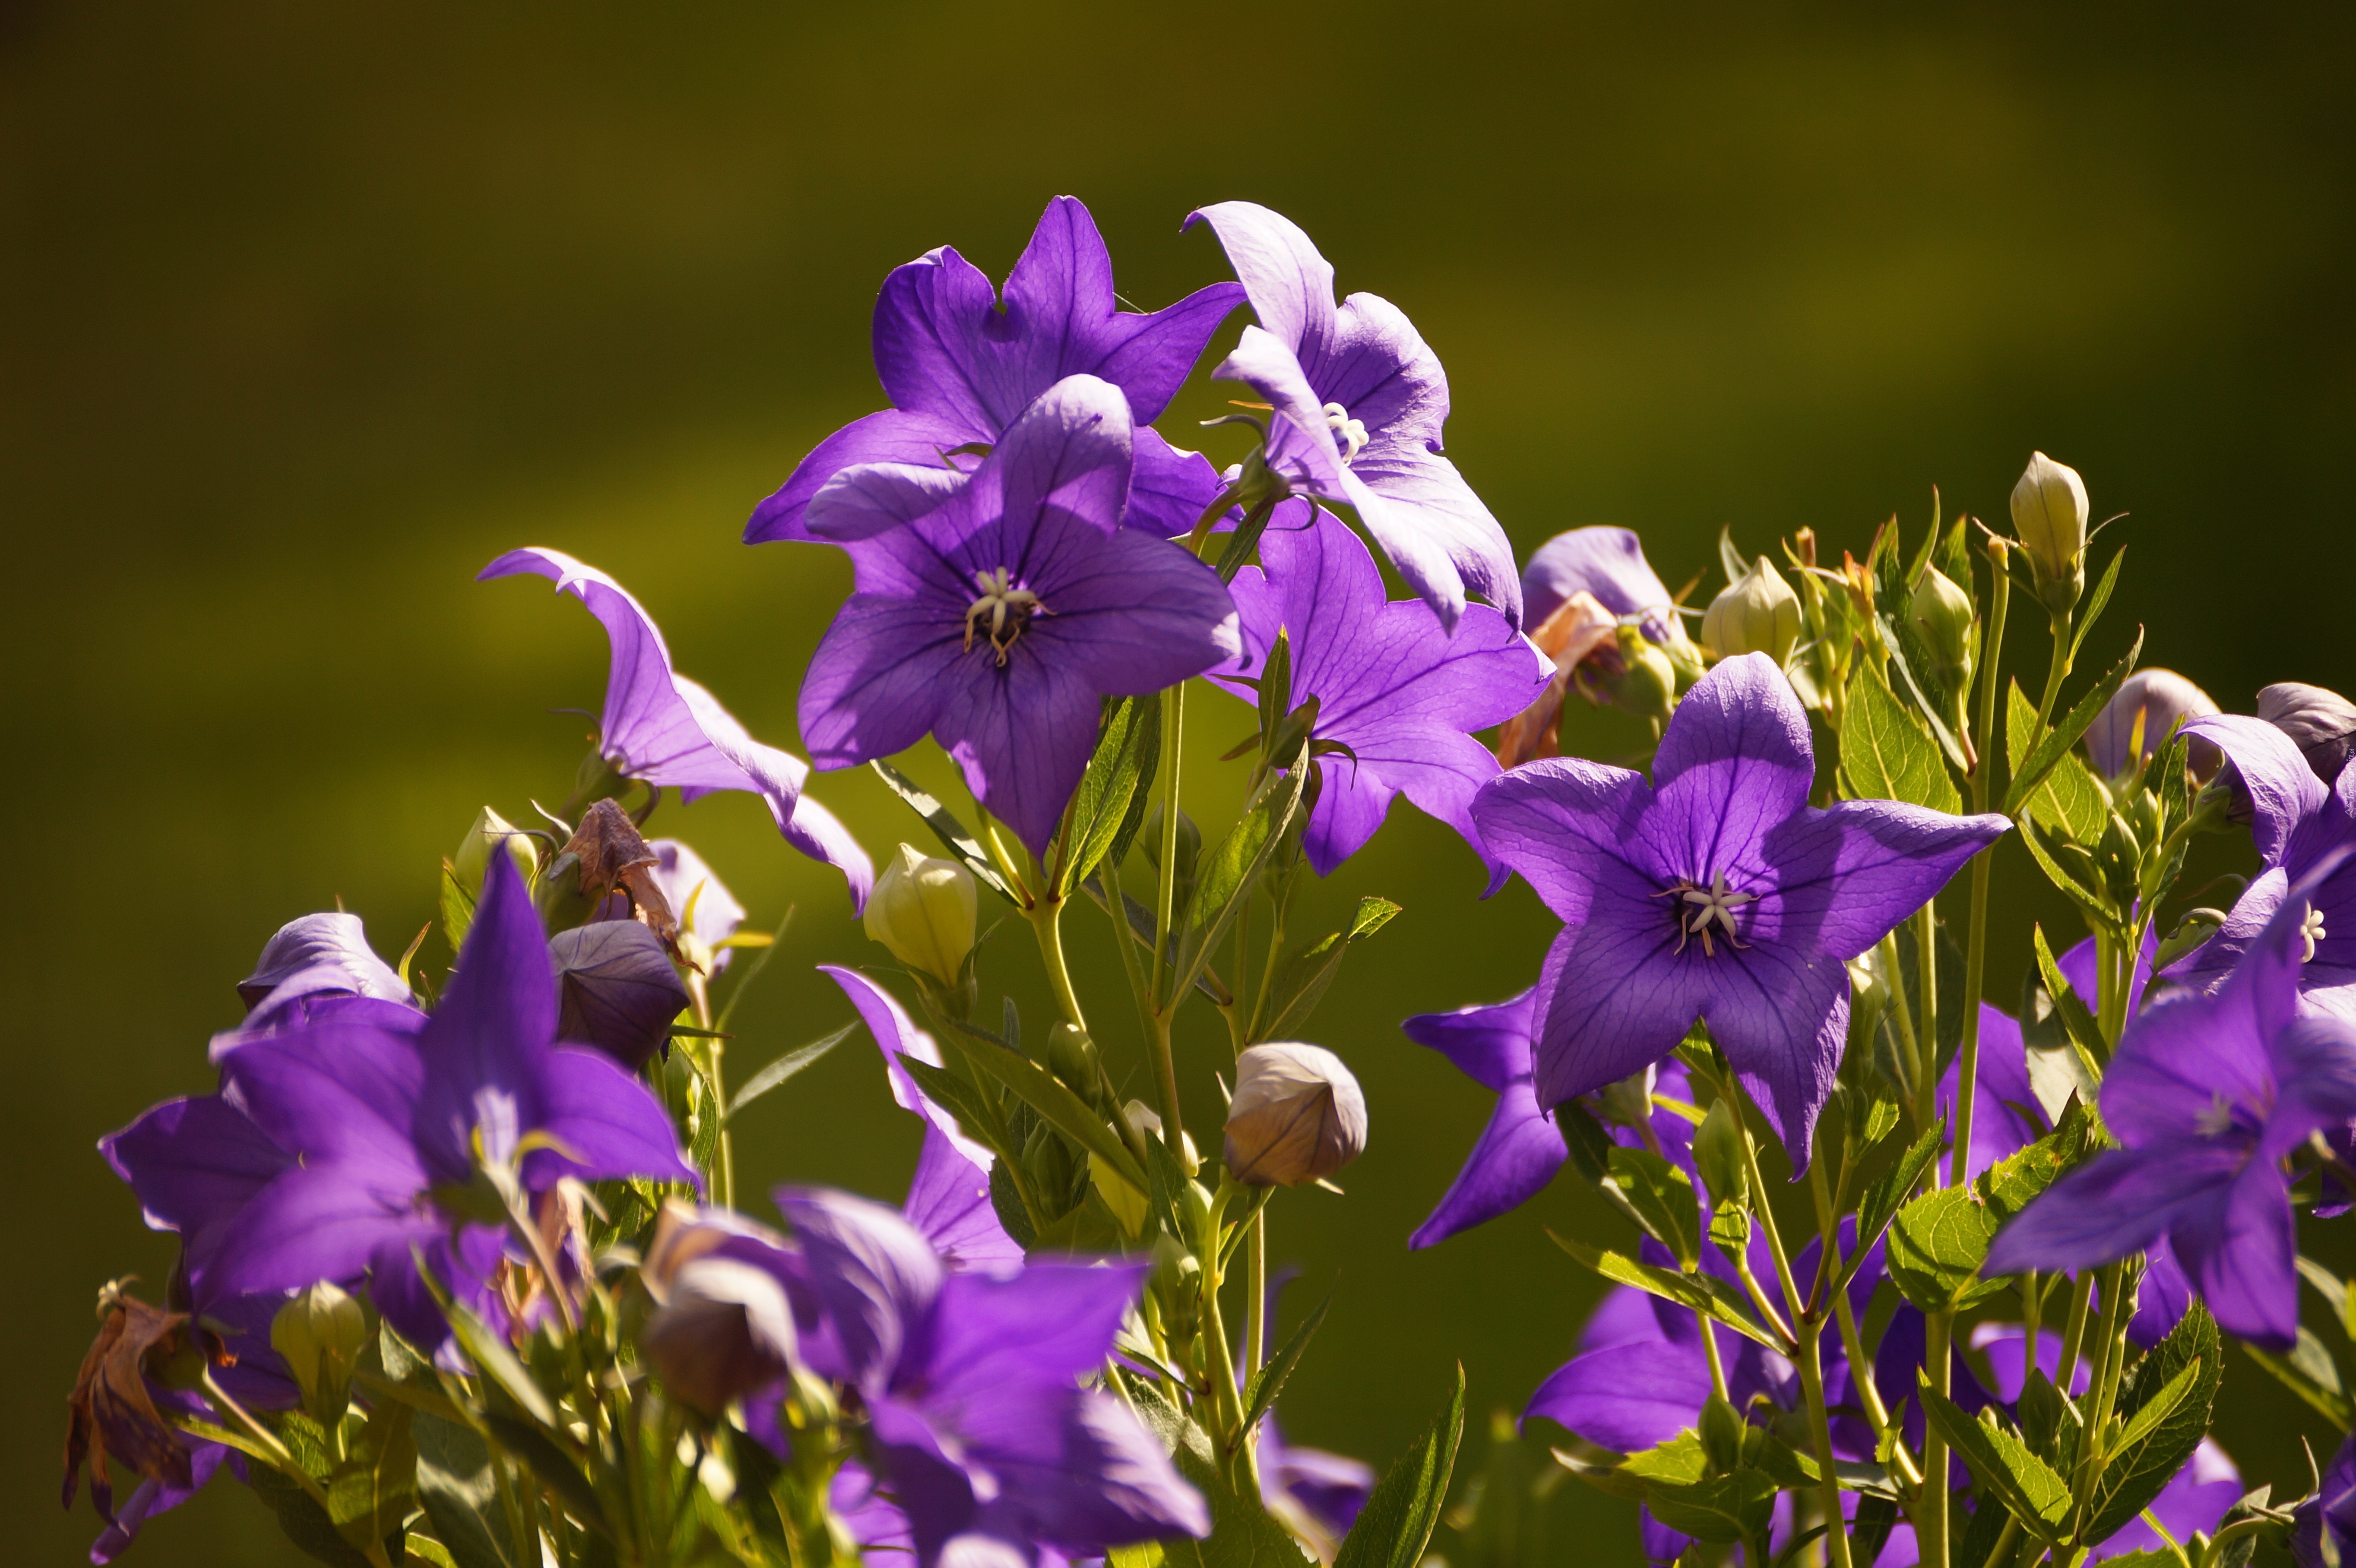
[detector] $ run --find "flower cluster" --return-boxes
[61,196,2356,1568]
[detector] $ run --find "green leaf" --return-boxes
[1601,1436,1777,1545]
[1916,1381,2073,1544]
[2007,681,2110,843]
[1606,1144,1701,1271]
[1545,1230,1781,1349]
[1241,1292,1330,1438]
[414,1413,520,1568]
[2029,924,2107,1068]
[1840,670,1961,813]
[443,1302,555,1427]
[1885,1184,2001,1311]
[726,1021,856,1119]
[1061,693,1162,896]
[1718,525,1750,588]
[439,863,477,957]
[1172,761,1309,1000]
[2085,1302,2223,1542]
[1333,1365,1466,1568]
[1251,896,1402,1042]
[935,1020,1148,1197]
[1123,1379,1311,1568]
[481,1413,606,1537]
[2068,547,2127,669]
[2296,1255,2356,1341]
[1979,1095,2100,1223]
[1878,613,1970,775]
[2004,626,2145,817]
[869,758,1020,905]
[249,1461,396,1568]
[328,1402,417,1551]
[2020,816,2121,928]
[1846,1125,1943,1286]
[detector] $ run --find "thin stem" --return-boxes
[203,1369,397,1568]
[2056,1273,2095,1392]
[2022,1270,2042,1392]
[1911,903,1940,1154]
[1720,1069,1804,1348]
[1919,1308,1953,1568]
[1196,1186,1259,1492]
[1795,1326,1856,1568]
[1245,1212,1267,1383]
[1950,552,2008,1189]
[1146,681,1188,1147]
[1810,1154,1907,1467]
[2032,607,2075,743]
[2071,1263,2134,1509]
[1028,895,1089,1035]
[1880,931,1923,1124]
[1697,1310,1731,1403]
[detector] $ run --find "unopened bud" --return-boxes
[1700,556,1802,665]
[1047,1023,1103,1103]
[1121,1098,1199,1174]
[2009,452,2089,613]
[1142,805,1202,881]
[1591,1065,1658,1135]
[1606,625,1680,727]
[548,920,690,1070]
[2086,669,2220,780]
[2258,683,2356,785]
[639,1200,799,1416]
[864,843,977,985]
[453,806,538,896]
[271,1281,367,1422]
[1224,1043,1368,1188]
[1909,566,1976,694]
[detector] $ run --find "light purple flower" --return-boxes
[595,838,746,972]
[480,547,873,911]
[1472,654,2009,1163]
[1987,864,2356,1348]
[1521,528,1687,650]
[1185,201,1520,632]
[797,375,1241,857]
[1206,504,1549,882]
[106,856,696,1352]
[2083,668,2218,778]
[747,196,1242,545]
[236,912,410,1028]
[1400,987,1696,1249]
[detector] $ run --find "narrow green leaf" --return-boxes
[2068,546,2127,668]
[1846,1125,1943,1285]
[1171,762,1308,1001]
[726,1022,856,1119]
[2240,1338,2353,1427]
[442,1304,553,1427]
[2004,626,2145,816]
[1124,1378,1311,1568]
[2030,924,2107,1066]
[896,1053,1013,1162]
[1877,614,1970,774]
[1061,692,1162,896]
[2105,1356,2203,1461]
[1253,896,1401,1042]
[414,1413,519,1568]
[1241,1293,1332,1444]
[936,1020,1148,1197]
[1333,1365,1466,1568]
[869,758,1020,904]
[1916,1381,2073,1544]
[1544,1230,1781,1349]
[2019,817,2121,928]
[1840,670,1961,813]
[247,1458,390,1568]
[1606,1144,1701,1271]
[327,1403,417,1552]
[2007,681,2110,843]
[1718,524,1749,588]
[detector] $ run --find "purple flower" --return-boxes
[1987,866,2356,1348]
[547,920,690,1071]
[776,1188,1207,1565]
[236,912,410,1028]
[2295,1429,2356,1568]
[1471,654,2009,1163]
[1400,987,1697,1248]
[2083,668,2219,779]
[106,856,696,1351]
[1206,504,1549,882]
[822,964,1002,1178]
[1184,202,1520,632]
[796,375,1241,857]
[747,196,1242,545]
[1259,1417,1374,1544]
[480,547,873,910]
[1521,528,1689,651]
[2169,714,2356,1017]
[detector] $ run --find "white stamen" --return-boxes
[1321,402,1369,465]
[1655,869,1757,958]
[963,567,1045,667]
[2303,903,2327,963]
[2194,1092,2236,1138]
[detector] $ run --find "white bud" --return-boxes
[270,1281,367,1418]
[1223,1044,1367,1188]
[2009,452,2090,610]
[864,843,978,985]
[1700,556,1802,665]
[453,806,537,894]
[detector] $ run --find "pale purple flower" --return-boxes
[1185,201,1520,632]
[1472,654,2008,1162]
[236,912,409,1028]
[2083,668,2218,778]
[1987,865,2356,1348]
[1206,504,1549,882]
[747,196,1242,544]
[796,375,1241,857]
[480,547,873,910]
[1521,528,1686,649]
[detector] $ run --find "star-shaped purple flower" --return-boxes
[1471,654,2009,1164]
[481,547,874,910]
[1206,504,1549,883]
[797,374,1241,858]
[1987,864,2356,1349]
[1400,987,1697,1248]
[104,855,697,1351]
[747,196,1242,546]
[2168,714,2356,1017]
[1185,201,1520,632]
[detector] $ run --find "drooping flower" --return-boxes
[1185,201,1520,632]
[1471,654,2009,1163]
[1987,866,2356,1348]
[822,964,1001,1177]
[1399,987,1697,1249]
[1499,528,1702,767]
[2167,714,2356,1016]
[480,547,873,910]
[775,1188,1208,1565]
[2083,668,2219,779]
[106,855,697,1352]
[747,196,1243,545]
[797,375,1241,857]
[236,912,410,1028]
[1206,504,1549,881]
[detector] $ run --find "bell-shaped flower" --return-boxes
[106,856,696,1353]
[1472,654,2008,1163]
[1989,866,2356,1347]
[748,196,1242,545]
[1206,505,1549,882]
[236,912,410,1028]
[481,547,872,910]
[1185,202,1520,632]
[797,375,1241,857]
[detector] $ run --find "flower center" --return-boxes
[2193,1092,2237,1138]
[1321,402,1369,465]
[2303,903,2328,963]
[1654,870,1757,958]
[963,567,1045,667]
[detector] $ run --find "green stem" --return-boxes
[1147,681,1188,1144]
[1697,1310,1731,1403]
[1919,1308,1953,1568]
[1246,1211,1267,1381]
[2071,1263,2134,1512]
[1880,932,1923,1125]
[1197,1185,1259,1492]
[1950,554,2009,1189]
[2056,1272,2095,1393]
[1028,895,1089,1035]
[1912,904,1939,1157]
[1811,1154,1906,1467]
[1796,1325,1856,1568]
[2022,1271,2042,1393]
[2033,607,2076,744]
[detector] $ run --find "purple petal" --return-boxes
[1471,756,1660,922]
[529,1046,697,1189]
[988,374,1132,545]
[1320,291,1450,455]
[1345,441,1522,630]
[747,407,979,545]
[1524,1340,1712,1453]
[548,920,691,1071]
[1642,654,1816,879]
[773,1186,944,1387]
[100,1097,295,1298]
[1028,526,1243,696]
[415,855,555,1182]
[1400,989,1537,1093]
[214,1025,426,1184]
[1409,1079,1567,1249]
[903,1125,1021,1272]
[206,1163,438,1299]
[1213,325,1354,498]
[821,965,999,1173]
[1125,426,1225,537]
[237,912,408,1013]
[89,1441,229,1564]
[807,461,972,544]
[924,1265,1145,1398]
[2096,1438,2240,1560]
[2183,714,2327,866]
[2170,1154,2299,1349]
[1750,798,2010,964]
[1531,919,1705,1112]
[1700,938,1850,1168]
[1985,1141,2241,1278]
[934,648,1105,859]
[1580,1285,1672,1353]
[964,1386,1212,1551]
[1184,202,1339,366]
[798,591,971,768]
[2127,1234,2194,1349]
[1522,528,1679,644]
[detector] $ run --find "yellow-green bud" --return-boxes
[2009,452,2089,613]
[1120,1097,1199,1174]
[1606,625,1680,727]
[1090,1153,1150,1237]
[1700,556,1802,666]
[270,1281,367,1421]
[863,842,977,985]
[1224,1043,1368,1188]
[453,806,538,895]
[1909,565,1976,692]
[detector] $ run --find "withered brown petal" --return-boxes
[561,800,679,948]
[64,1298,191,1521]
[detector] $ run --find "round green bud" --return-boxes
[1909,565,1976,691]
[1700,556,1802,666]
[864,842,977,986]
[2009,451,2089,613]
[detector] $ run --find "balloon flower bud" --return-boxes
[864,843,977,986]
[1908,566,1976,693]
[2258,683,2356,785]
[1606,625,1680,728]
[2085,668,2221,781]
[548,920,690,1070]
[1224,1043,1368,1188]
[640,1201,799,1417]
[270,1281,368,1423]
[1700,556,1802,666]
[453,806,538,896]
[2009,452,2089,613]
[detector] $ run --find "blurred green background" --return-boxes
[6,3,2353,1562]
